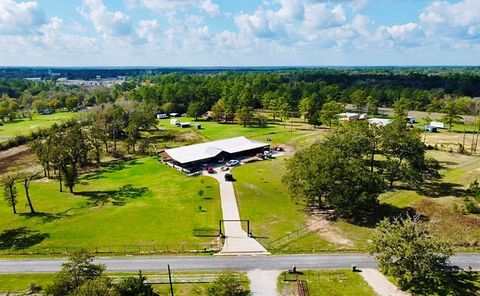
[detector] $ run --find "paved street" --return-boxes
[1,254,480,274]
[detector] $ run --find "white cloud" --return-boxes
[136,19,159,44]
[198,0,220,16]
[0,0,46,35]
[127,0,193,11]
[78,0,133,37]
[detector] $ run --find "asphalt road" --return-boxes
[1,254,480,274]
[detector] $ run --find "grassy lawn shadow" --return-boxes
[75,184,149,206]
[407,271,480,296]
[417,181,466,198]
[193,227,219,237]
[0,227,49,249]
[20,209,76,223]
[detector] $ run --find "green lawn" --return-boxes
[232,148,480,253]
[157,118,307,147]
[0,112,75,142]
[0,157,221,253]
[232,157,335,252]
[277,270,376,296]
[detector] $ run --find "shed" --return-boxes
[195,124,202,130]
[368,118,392,126]
[338,112,360,121]
[179,122,191,128]
[430,121,445,129]
[170,119,180,125]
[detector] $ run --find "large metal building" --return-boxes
[162,136,270,167]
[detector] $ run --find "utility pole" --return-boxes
[168,264,174,296]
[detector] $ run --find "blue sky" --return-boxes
[0,0,479,66]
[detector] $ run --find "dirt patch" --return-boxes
[0,145,41,175]
[307,212,354,247]
[414,198,480,246]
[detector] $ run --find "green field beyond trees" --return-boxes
[0,112,75,142]
[0,157,221,252]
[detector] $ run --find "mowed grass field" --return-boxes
[232,157,336,252]
[0,157,221,251]
[0,112,75,142]
[233,150,480,253]
[157,117,313,147]
[277,270,376,296]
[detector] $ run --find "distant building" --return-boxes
[368,118,392,126]
[430,121,445,129]
[338,112,360,121]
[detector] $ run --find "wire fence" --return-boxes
[111,273,241,284]
[264,224,313,251]
[0,242,222,256]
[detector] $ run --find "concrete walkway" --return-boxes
[204,168,268,255]
[360,269,410,296]
[247,269,281,296]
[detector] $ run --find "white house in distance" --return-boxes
[430,121,445,129]
[368,118,392,126]
[338,112,360,121]
[161,136,270,168]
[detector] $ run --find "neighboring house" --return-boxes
[368,118,392,126]
[338,112,360,121]
[430,121,445,129]
[203,111,213,120]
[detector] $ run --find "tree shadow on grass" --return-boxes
[354,204,422,228]
[75,184,149,207]
[0,227,49,249]
[417,181,466,198]
[407,270,480,296]
[82,159,139,181]
[20,208,78,223]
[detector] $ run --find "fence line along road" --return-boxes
[0,243,221,256]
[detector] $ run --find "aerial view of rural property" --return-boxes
[1,0,480,295]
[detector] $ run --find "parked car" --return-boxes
[220,166,229,171]
[264,151,272,158]
[224,173,234,182]
[256,153,265,159]
[207,167,215,174]
[226,160,240,167]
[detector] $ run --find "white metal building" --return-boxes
[162,136,270,166]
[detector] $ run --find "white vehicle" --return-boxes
[157,113,168,119]
[226,160,240,167]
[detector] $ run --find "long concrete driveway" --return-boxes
[1,254,480,274]
[205,169,268,255]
